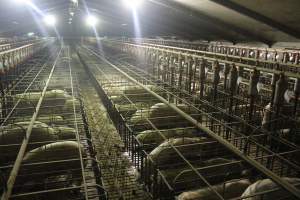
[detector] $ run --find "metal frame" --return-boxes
[78,42,300,199]
[116,41,300,77]
[0,44,106,200]
[0,39,47,52]
[125,38,300,66]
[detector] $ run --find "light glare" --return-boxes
[14,0,30,4]
[43,14,56,26]
[123,0,143,9]
[86,15,98,27]
[27,32,34,37]
[70,0,78,4]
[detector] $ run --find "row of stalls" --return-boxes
[78,38,300,200]
[0,38,46,52]
[0,43,106,200]
[125,38,300,65]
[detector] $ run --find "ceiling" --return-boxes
[0,0,299,45]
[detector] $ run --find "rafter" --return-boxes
[209,0,300,40]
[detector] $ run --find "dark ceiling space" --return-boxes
[0,0,299,45]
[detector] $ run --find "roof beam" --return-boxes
[148,0,241,43]
[209,0,300,39]
[150,0,273,45]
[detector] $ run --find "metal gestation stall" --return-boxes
[115,40,300,136]
[127,38,300,66]
[0,39,52,91]
[0,39,48,52]
[79,39,300,200]
[116,40,300,163]
[0,42,106,200]
[117,40,300,144]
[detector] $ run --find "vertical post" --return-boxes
[283,52,288,63]
[0,58,5,119]
[166,54,170,83]
[212,60,220,101]
[152,52,158,77]
[228,64,238,97]
[157,53,162,80]
[170,56,175,86]
[145,49,151,74]
[248,68,260,121]
[186,57,193,94]
[226,63,238,139]
[178,55,183,90]
[224,63,230,90]
[270,73,279,108]
[162,53,167,83]
[3,54,9,90]
[273,73,288,116]
[144,48,148,66]
[293,78,300,116]
[199,58,206,98]
[169,55,175,103]
[268,73,288,163]
[265,73,280,132]
[183,56,189,92]
[237,66,244,94]
[295,53,299,65]
[210,60,220,132]
[192,57,198,93]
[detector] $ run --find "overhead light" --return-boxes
[14,0,30,4]
[70,12,74,16]
[43,14,56,26]
[70,0,78,4]
[27,32,34,37]
[86,15,98,27]
[122,0,143,9]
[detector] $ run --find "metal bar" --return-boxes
[66,46,89,200]
[10,183,105,198]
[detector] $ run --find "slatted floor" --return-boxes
[72,52,151,200]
